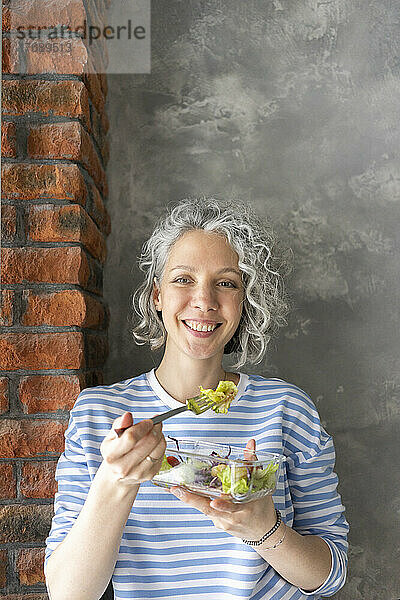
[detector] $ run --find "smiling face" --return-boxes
[152,229,244,362]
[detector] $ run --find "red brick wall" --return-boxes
[1,1,111,597]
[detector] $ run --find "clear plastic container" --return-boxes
[152,438,284,503]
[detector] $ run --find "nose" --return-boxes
[190,282,219,312]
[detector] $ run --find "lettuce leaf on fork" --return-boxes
[197,380,238,414]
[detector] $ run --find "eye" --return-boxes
[173,277,236,288]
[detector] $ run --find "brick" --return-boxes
[0,419,67,458]
[19,374,83,413]
[84,0,108,69]
[26,204,107,263]
[0,290,14,326]
[76,11,108,74]
[28,122,107,195]
[21,289,106,328]
[2,80,91,131]
[25,37,89,75]
[0,549,7,588]
[26,202,106,263]
[88,182,111,235]
[1,121,17,157]
[0,504,53,543]
[82,69,106,114]
[27,121,82,159]
[2,37,18,74]
[2,37,9,72]
[3,0,86,30]
[1,163,87,203]
[2,247,103,295]
[0,332,85,370]
[20,462,58,498]
[0,463,17,498]
[16,547,45,586]
[1,204,17,243]
[1,247,90,286]
[0,378,9,413]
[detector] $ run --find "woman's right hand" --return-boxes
[100,412,167,487]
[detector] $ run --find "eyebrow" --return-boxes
[170,265,242,277]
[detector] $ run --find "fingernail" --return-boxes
[171,488,183,497]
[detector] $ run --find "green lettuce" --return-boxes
[251,462,279,492]
[214,461,279,495]
[198,380,238,414]
[159,455,173,472]
[214,464,249,494]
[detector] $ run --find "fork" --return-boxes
[114,393,217,437]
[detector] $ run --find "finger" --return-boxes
[210,498,241,512]
[104,418,154,461]
[244,438,257,460]
[111,419,165,470]
[131,424,166,464]
[170,487,240,514]
[113,411,134,437]
[116,433,166,478]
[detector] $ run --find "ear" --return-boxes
[152,277,161,311]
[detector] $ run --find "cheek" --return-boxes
[232,293,244,313]
[163,288,186,305]
[167,295,190,319]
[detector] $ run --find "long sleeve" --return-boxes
[44,403,92,578]
[284,391,349,596]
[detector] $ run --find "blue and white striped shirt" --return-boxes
[44,369,349,599]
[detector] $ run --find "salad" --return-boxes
[154,439,280,499]
[187,380,238,414]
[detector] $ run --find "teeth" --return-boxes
[185,320,218,332]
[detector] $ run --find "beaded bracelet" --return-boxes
[263,525,286,550]
[242,509,281,546]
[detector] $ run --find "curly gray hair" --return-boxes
[130,197,293,369]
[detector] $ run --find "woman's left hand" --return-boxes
[169,439,276,541]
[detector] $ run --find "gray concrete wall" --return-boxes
[103,2,400,597]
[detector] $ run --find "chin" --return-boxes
[183,344,221,359]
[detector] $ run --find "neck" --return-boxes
[154,356,228,404]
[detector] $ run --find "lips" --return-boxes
[182,320,222,335]
[182,320,222,331]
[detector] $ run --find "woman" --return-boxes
[44,198,349,600]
